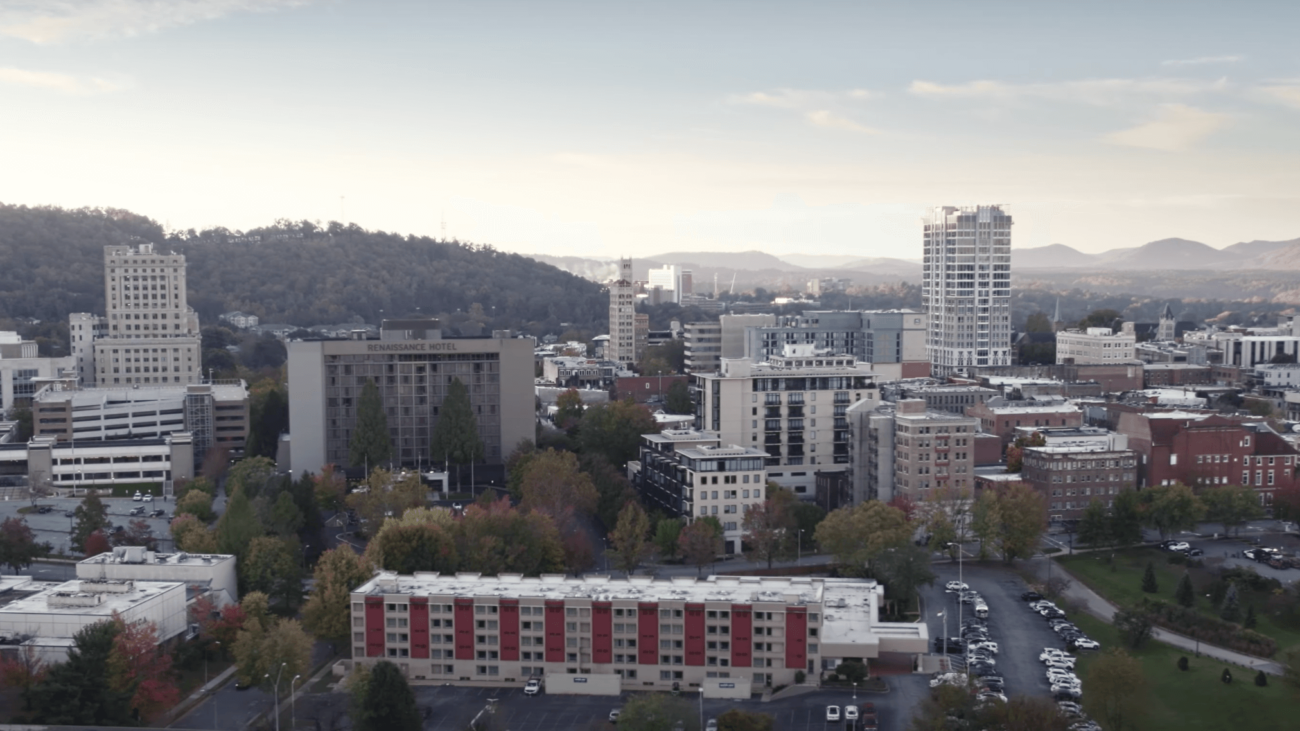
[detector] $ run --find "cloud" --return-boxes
[1103,104,1228,151]
[0,0,310,44]
[727,87,876,109]
[909,77,1225,106]
[805,110,877,134]
[1162,55,1242,66]
[0,65,121,92]
[1257,82,1300,109]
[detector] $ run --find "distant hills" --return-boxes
[1014,237,1300,270]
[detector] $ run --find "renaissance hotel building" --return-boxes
[286,320,534,475]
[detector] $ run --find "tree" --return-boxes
[84,529,113,557]
[1024,311,1053,333]
[0,516,44,573]
[1005,432,1045,473]
[742,498,795,569]
[717,708,775,731]
[616,691,698,731]
[872,543,937,611]
[314,465,348,512]
[679,519,723,576]
[352,660,421,731]
[107,612,179,722]
[226,456,277,498]
[246,617,313,697]
[665,380,693,415]
[29,620,132,725]
[1078,308,1123,331]
[216,487,264,561]
[430,377,484,483]
[609,501,652,574]
[349,379,392,470]
[554,388,585,430]
[654,517,684,561]
[457,497,565,576]
[304,545,375,643]
[72,493,111,554]
[1110,489,1144,547]
[365,515,458,574]
[176,488,215,522]
[584,453,640,530]
[115,518,156,549]
[0,644,47,711]
[171,514,220,553]
[346,468,428,530]
[578,398,660,467]
[518,449,599,519]
[1140,482,1205,539]
[1201,485,1263,538]
[1175,572,1195,608]
[1244,603,1257,629]
[1082,648,1149,731]
[505,439,539,498]
[268,491,305,536]
[248,386,289,460]
[1220,582,1242,623]
[1114,608,1154,649]
[979,482,1047,563]
[814,500,911,575]
[242,536,303,614]
[1141,562,1158,593]
[1076,499,1112,548]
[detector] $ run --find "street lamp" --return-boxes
[698,686,704,731]
[797,529,805,562]
[266,662,287,731]
[853,681,858,700]
[206,640,221,687]
[291,674,302,730]
[937,610,948,666]
[210,641,221,731]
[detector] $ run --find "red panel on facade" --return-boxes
[684,603,706,666]
[592,602,613,664]
[499,599,520,661]
[409,597,430,659]
[638,603,659,665]
[454,598,475,661]
[785,607,807,671]
[545,600,566,664]
[730,604,752,668]
[364,597,385,658]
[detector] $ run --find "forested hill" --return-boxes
[0,204,608,335]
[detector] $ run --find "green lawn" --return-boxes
[1058,548,1300,656]
[1070,613,1295,731]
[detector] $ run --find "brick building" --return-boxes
[347,572,928,691]
[1021,447,1138,523]
[965,401,1083,449]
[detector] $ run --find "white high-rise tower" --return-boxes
[921,205,1013,376]
[609,258,637,364]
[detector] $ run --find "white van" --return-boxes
[974,602,989,619]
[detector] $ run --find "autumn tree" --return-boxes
[1140,482,1205,539]
[430,377,484,486]
[1200,485,1263,537]
[364,510,459,574]
[717,708,775,731]
[554,388,585,430]
[584,453,641,530]
[176,488,216,522]
[609,501,653,574]
[742,499,795,569]
[235,608,313,697]
[217,487,264,561]
[349,379,392,470]
[226,456,277,498]
[616,689,698,730]
[84,529,113,557]
[313,465,348,512]
[680,518,723,576]
[872,543,937,612]
[28,620,133,725]
[352,660,421,731]
[1083,649,1149,731]
[1005,431,1045,473]
[457,497,564,575]
[242,536,304,614]
[1076,499,1112,547]
[171,514,220,553]
[72,493,111,553]
[518,448,599,520]
[578,398,660,466]
[304,545,374,643]
[0,644,46,711]
[981,696,1072,731]
[654,517,684,561]
[970,482,1046,563]
[0,516,45,573]
[346,469,428,530]
[505,439,538,498]
[107,612,179,722]
[814,500,912,576]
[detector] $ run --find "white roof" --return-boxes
[0,578,184,617]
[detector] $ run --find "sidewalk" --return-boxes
[1029,556,1285,676]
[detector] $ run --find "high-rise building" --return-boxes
[744,310,928,379]
[69,313,107,386]
[609,258,636,365]
[92,243,203,387]
[922,206,1013,376]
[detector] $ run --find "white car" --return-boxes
[929,672,967,688]
[1047,669,1079,683]
[945,581,969,592]
[1167,541,1191,552]
[976,691,1008,704]
[826,706,841,722]
[1045,657,1077,670]
[132,491,143,501]
[967,641,999,654]
[1041,648,1070,661]
[705,720,717,731]
[610,710,622,723]
[844,705,860,720]
[1072,638,1101,650]
[142,493,153,502]
[523,678,541,696]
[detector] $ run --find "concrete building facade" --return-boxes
[69,313,107,386]
[0,334,74,414]
[608,259,637,365]
[1055,328,1137,365]
[286,325,535,476]
[922,205,1013,376]
[78,548,239,607]
[744,310,928,376]
[346,572,927,689]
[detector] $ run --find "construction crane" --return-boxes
[729,273,737,295]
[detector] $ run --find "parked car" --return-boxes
[523,678,541,696]
[150,509,166,518]
[1041,648,1070,662]
[967,641,999,654]
[1070,638,1101,651]
[826,706,841,722]
[844,705,860,721]
[142,493,154,503]
[1166,541,1190,552]
[132,491,143,501]
[704,719,716,731]
[1187,548,1204,557]
[64,510,75,518]
[609,709,622,723]
[129,506,145,516]
[1021,591,1044,601]
[945,581,970,592]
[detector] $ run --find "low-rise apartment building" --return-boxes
[1055,328,1137,365]
[965,400,1083,449]
[346,572,928,691]
[1021,447,1138,523]
[843,400,979,504]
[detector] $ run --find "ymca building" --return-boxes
[346,572,927,693]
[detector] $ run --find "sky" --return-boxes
[1,0,1299,260]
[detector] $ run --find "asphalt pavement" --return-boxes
[0,493,178,558]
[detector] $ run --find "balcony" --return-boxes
[787,406,804,418]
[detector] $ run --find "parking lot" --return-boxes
[0,494,177,556]
[411,682,927,731]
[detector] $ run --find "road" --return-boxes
[170,641,337,730]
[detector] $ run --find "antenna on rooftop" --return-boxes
[441,210,447,241]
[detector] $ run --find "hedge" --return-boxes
[1135,598,1277,658]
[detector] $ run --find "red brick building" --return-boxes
[615,375,689,403]
[965,401,1084,449]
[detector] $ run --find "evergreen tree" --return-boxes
[1244,604,1257,629]
[1175,572,1195,608]
[352,660,421,731]
[71,494,111,554]
[247,387,288,459]
[349,379,392,470]
[429,377,484,481]
[1076,500,1112,547]
[29,621,132,725]
[1141,562,1159,593]
[1220,582,1242,623]
[216,488,264,562]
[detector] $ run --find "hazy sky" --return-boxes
[2,0,1298,259]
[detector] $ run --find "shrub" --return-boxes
[1168,553,1188,566]
[1221,668,1232,684]
[1178,656,1189,671]
[1142,562,1159,593]
[835,660,868,684]
[1244,604,1257,629]
[1135,598,1277,658]
[1255,670,1268,687]
[794,670,806,684]
[1220,566,1282,593]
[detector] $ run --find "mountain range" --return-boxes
[1013,237,1300,270]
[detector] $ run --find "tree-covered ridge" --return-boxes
[0,204,609,335]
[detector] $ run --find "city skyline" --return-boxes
[1,1,1298,259]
